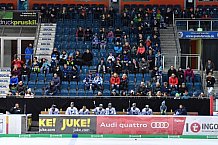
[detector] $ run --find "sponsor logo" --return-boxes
[151,122,169,129]
[174,119,185,123]
[190,123,201,133]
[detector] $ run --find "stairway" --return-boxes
[160,26,178,70]
[35,23,56,62]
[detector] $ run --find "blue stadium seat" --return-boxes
[78,90,85,96]
[62,82,69,90]
[103,82,110,90]
[35,82,45,90]
[69,89,77,96]
[60,89,69,96]
[37,73,45,82]
[103,90,110,96]
[34,89,43,96]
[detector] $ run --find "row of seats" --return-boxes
[0,3,13,10]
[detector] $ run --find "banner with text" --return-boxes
[178,31,218,39]
[39,116,96,134]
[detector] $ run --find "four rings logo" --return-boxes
[151,122,169,128]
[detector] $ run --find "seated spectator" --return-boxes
[24,88,34,98]
[52,73,61,91]
[21,64,30,82]
[49,104,59,115]
[9,103,22,114]
[76,26,84,41]
[177,67,184,85]
[139,57,149,74]
[141,105,153,115]
[93,74,103,91]
[16,81,26,96]
[107,53,116,62]
[174,105,187,115]
[40,58,50,74]
[151,66,161,83]
[32,57,40,73]
[53,66,62,79]
[123,62,131,74]
[114,59,122,74]
[114,28,122,41]
[107,30,114,43]
[66,56,74,66]
[122,50,131,64]
[9,75,19,89]
[11,65,21,79]
[114,42,122,55]
[131,58,139,73]
[97,58,106,74]
[59,50,68,66]
[168,65,177,78]
[110,73,120,91]
[84,28,93,41]
[169,73,178,89]
[74,50,83,66]
[92,34,99,49]
[70,65,79,82]
[51,48,60,65]
[83,73,94,90]
[79,106,90,115]
[105,103,116,115]
[106,59,114,74]
[120,74,129,91]
[153,82,161,94]
[137,42,146,59]
[62,64,70,82]
[99,34,107,49]
[181,90,191,99]
[82,49,93,66]
[45,81,58,96]
[161,82,171,95]
[93,104,106,115]
[184,66,194,85]
[11,57,24,69]
[123,42,131,53]
[127,103,140,115]
[178,83,188,96]
[136,82,146,96]
[147,50,155,70]
[206,72,216,95]
[205,59,215,75]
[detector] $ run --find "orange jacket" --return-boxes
[169,76,178,86]
[137,46,146,54]
[110,76,120,85]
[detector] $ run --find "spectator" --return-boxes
[153,82,161,94]
[11,65,21,79]
[205,59,215,75]
[9,75,19,89]
[206,72,216,95]
[114,28,122,41]
[24,88,34,98]
[93,74,103,91]
[84,28,93,41]
[106,59,114,74]
[59,50,68,66]
[169,73,178,89]
[141,105,153,115]
[51,48,60,63]
[110,73,121,91]
[123,42,131,53]
[53,66,62,79]
[97,58,106,74]
[107,30,114,43]
[139,57,149,74]
[174,105,187,115]
[52,73,61,90]
[181,90,191,99]
[155,50,162,68]
[160,101,167,115]
[137,42,146,59]
[82,49,93,66]
[120,74,129,91]
[147,50,155,70]
[92,34,99,49]
[70,65,79,82]
[168,65,177,78]
[11,57,24,69]
[25,44,33,66]
[99,34,107,49]
[127,103,140,115]
[62,64,70,82]
[114,42,122,55]
[79,106,90,115]
[105,103,116,115]
[40,58,50,74]
[136,82,146,96]
[45,81,58,96]
[114,59,123,74]
[16,81,26,96]
[9,103,22,114]
[177,67,184,85]
[21,64,30,82]
[184,66,194,85]
[161,82,171,95]
[93,104,106,115]
[131,58,139,73]
[76,26,84,41]
[178,83,188,96]
[107,53,116,62]
[49,104,59,115]
[74,50,83,66]
[83,73,94,90]
[32,57,40,73]
[65,102,78,115]
[151,66,161,83]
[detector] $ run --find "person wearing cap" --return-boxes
[141,105,153,115]
[65,102,78,115]
[127,103,140,115]
[160,101,167,115]
[93,104,106,115]
[49,104,59,115]
[105,103,116,115]
[25,43,33,66]
[79,106,90,115]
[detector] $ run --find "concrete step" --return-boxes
[38,40,54,43]
[39,32,55,36]
[40,27,56,31]
[37,43,54,48]
[41,23,56,26]
[38,37,55,41]
[37,47,53,51]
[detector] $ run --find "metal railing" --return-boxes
[175,18,218,31]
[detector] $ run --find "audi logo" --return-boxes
[151,122,169,128]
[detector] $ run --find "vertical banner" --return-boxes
[0,68,11,97]
[0,115,7,134]
[39,116,96,134]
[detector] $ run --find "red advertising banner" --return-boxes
[96,116,186,135]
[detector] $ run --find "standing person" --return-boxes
[184,66,194,85]
[9,103,22,114]
[105,103,116,115]
[127,103,140,115]
[49,104,59,115]
[174,104,187,115]
[168,65,177,78]
[206,72,216,95]
[141,105,153,115]
[205,59,215,75]
[65,102,79,115]
[93,104,106,115]
[79,106,90,115]
[160,101,167,115]
[25,44,33,66]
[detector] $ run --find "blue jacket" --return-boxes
[10,77,18,85]
[25,47,33,59]
[114,46,122,54]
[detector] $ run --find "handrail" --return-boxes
[33,12,42,57]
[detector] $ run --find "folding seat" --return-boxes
[61,81,69,90]
[194,74,201,83]
[40,4,47,8]
[78,82,84,90]
[69,89,77,96]
[62,4,69,8]
[54,4,61,9]
[194,83,203,91]
[27,81,35,89]
[128,83,135,92]
[77,90,85,96]
[35,82,45,90]
[82,66,89,74]
[130,4,137,10]
[69,82,78,90]
[103,74,111,82]
[144,74,151,82]
[103,90,110,96]
[103,82,110,90]
[128,74,135,83]
[37,73,45,82]
[86,90,94,96]
[136,74,144,83]
[34,89,43,96]
[60,89,69,96]
[47,4,54,9]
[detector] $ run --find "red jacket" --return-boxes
[169,76,178,86]
[110,76,120,85]
[137,46,146,54]
[12,60,24,69]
